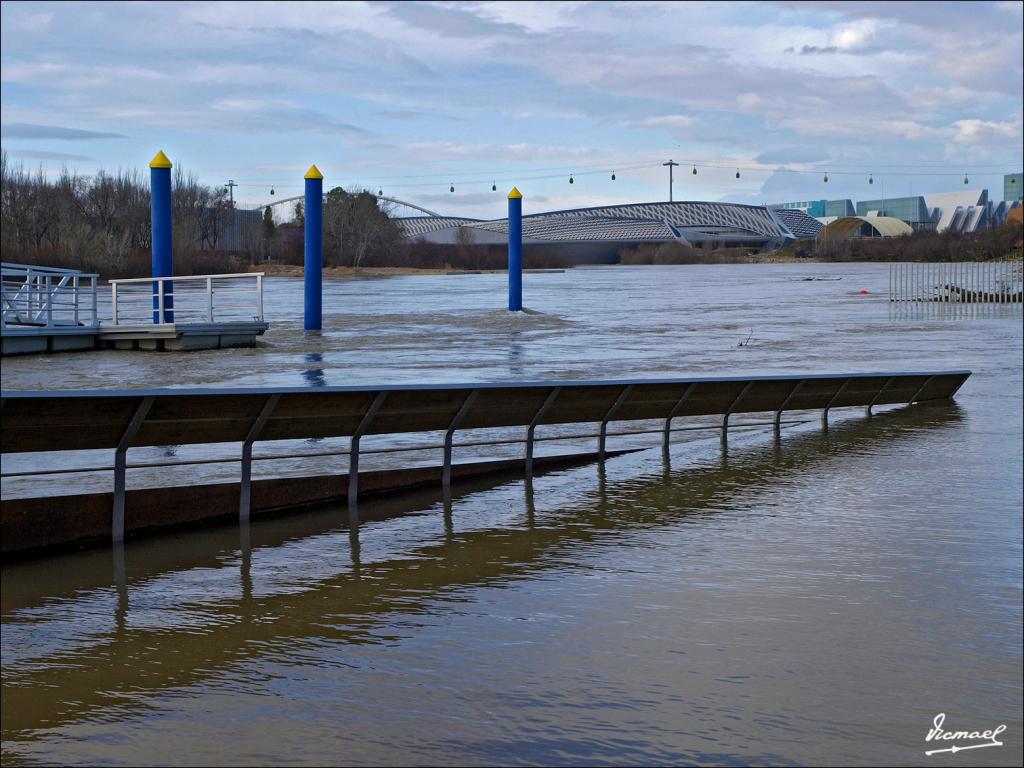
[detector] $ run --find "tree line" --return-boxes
[0,153,414,277]
[810,222,1023,262]
[266,186,406,268]
[1,151,245,277]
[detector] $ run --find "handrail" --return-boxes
[0,369,971,542]
[1,261,100,278]
[1,263,99,329]
[107,272,265,285]
[107,272,265,326]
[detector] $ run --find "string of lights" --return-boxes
[226,157,1022,197]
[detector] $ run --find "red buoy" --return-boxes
[859,289,869,294]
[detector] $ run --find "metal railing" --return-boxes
[889,261,1023,304]
[108,272,264,326]
[1,262,99,329]
[0,371,971,543]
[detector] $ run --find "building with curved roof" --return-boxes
[776,184,1022,236]
[817,216,914,242]
[394,200,821,261]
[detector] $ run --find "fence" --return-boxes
[889,261,1023,304]
[1,371,970,544]
[108,273,264,326]
[1,262,99,330]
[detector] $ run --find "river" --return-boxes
[2,264,1021,765]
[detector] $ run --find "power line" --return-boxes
[225,156,1022,199]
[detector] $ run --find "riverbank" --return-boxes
[252,263,568,277]
[255,263,459,278]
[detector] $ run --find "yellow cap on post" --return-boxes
[304,164,324,180]
[508,187,522,199]
[149,150,172,169]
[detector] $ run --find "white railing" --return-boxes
[889,261,1023,304]
[1,262,99,330]
[108,273,264,326]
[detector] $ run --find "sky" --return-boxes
[1,0,1022,219]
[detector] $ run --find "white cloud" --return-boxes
[1,0,1021,197]
[950,119,1022,144]
[830,19,879,50]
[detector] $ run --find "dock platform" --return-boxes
[2,266,268,355]
[1,370,970,557]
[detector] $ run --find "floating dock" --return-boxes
[2,264,268,355]
[0,370,970,558]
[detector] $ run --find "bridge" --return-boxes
[258,192,447,219]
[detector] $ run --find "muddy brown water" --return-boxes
[2,264,1021,765]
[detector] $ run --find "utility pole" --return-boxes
[662,160,679,202]
[225,179,238,205]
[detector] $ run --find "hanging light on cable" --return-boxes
[692,165,697,175]
[869,173,874,185]
[378,188,383,196]
[450,183,455,193]
[963,174,969,185]
[492,182,497,191]
[735,169,740,179]
[569,173,574,184]
[270,186,275,196]
[823,172,829,183]
[611,171,616,181]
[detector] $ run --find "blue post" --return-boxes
[508,186,522,311]
[304,164,323,331]
[150,150,173,323]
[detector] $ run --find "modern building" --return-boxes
[778,186,1021,235]
[776,199,853,218]
[818,216,914,241]
[778,199,827,218]
[396,201,823,262]
[855,196,933,229]
[1005,173,1022,203]
[923,189,991,233]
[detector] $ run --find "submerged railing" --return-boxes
[0,262,99,329]
[108,272,264,326]
[0,371,970,544]
[889,261,1023,304]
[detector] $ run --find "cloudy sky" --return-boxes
[2,0,1022,217]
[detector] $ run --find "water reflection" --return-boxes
[507,330,525,377]
[1,405,966,755]
[301,351,326,388]
[1,262,1020,765]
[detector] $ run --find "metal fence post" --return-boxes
[443,390,479,490]
[112,396,154,543]
[348,392,387,508]
[722,382,754,445]
[775,380,804,432]
[45,275,53,327]
[663,383,696,452]
[821,378,852,427]
[599,385,633,462]
[908,375,936,405]
[206,277,214,322]
[865,376,895,417]
[526,387,560,476]
[240,394,279,521]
